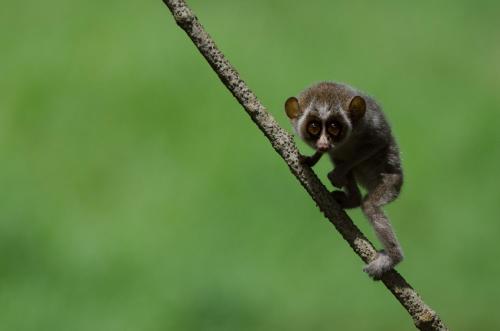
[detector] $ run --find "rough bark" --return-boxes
[162,1,449,330]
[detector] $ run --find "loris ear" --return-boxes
[348,96,366,121]
[285,97,301,119]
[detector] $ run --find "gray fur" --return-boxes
[288,82,404,280]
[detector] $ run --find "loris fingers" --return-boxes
[298,150,323,167]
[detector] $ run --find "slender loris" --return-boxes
[285,82,404,279]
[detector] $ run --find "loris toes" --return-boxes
[363,252,393,280]
[331,190,348,206]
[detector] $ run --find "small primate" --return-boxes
[285,82,404,279]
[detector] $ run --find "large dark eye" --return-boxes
[307,121,321,136]
[327,121,342,136]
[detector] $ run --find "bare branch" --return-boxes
[162,1,448,330]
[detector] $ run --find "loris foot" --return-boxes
[331,190,348,207]
[327,169,347,188]
[363,251,397,280]
[331,190,361,209]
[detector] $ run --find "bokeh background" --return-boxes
[2,0,500,330]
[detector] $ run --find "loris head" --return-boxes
[284,82,366,152]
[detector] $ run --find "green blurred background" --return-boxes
[1,0,500,330]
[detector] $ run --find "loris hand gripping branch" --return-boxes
[285,82,404,279]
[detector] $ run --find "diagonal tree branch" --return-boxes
[162,1,448,330]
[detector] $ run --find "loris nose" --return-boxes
[317,144,329,152]
[317,135,330,152]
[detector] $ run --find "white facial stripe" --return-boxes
[317,103,330,120]
[338,106,349,124]
[337,106,353,138]
[296,104,313,139]
[317,131,330,149]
